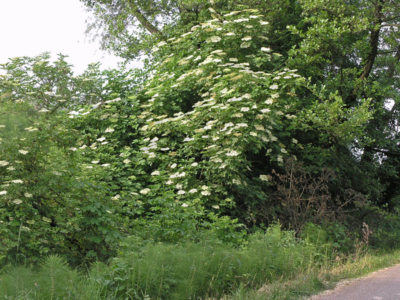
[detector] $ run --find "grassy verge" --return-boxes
[1,226,400,300]
[223,248,400,300]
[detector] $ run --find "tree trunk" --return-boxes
[127,0,163,35]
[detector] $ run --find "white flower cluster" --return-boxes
[129,8,305,207]
[0,161,9,167]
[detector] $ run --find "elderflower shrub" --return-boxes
[53,8,301,242]
[100,8,307,240]
[66,6,371,242]
[0,75,121,266]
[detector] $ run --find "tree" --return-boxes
[81,0,303,60]
[286,0,400,208]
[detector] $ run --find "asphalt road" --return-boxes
[310,264,400,300]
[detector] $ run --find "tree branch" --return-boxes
[371,148,400,157]
[359,0,384,81]
[381,23,400,28]
[387,45,400,79]
[127,1,163,36]
[345,0,384,106]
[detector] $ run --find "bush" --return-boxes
[363,208,400,249]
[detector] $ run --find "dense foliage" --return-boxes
[0,0,400,283]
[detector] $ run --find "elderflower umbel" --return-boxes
[234,18,249,23]
[150,137,159,142]
[255,125,265,131]
[265,99,274,104]
[111,194,121,200]
[140,188,151,195]
[226,151,239,156]
[232,113,243,118]
[207,36,221,43]
[233,179,241,185]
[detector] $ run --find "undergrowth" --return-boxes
[1,225,400,300]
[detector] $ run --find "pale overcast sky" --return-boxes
[0,0,141,74]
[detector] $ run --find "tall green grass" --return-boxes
[1,225,399,300]
[96,225,316,299]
